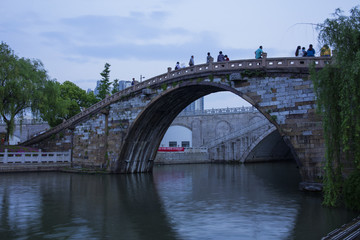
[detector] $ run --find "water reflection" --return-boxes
[153,163,302,240]
[0,162,357,240]
[0,173,177,240]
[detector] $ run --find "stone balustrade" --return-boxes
[179,106,257,116]
[0,149,71,164]
[0,118,46,125]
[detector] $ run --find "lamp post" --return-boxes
[140,75,145,82]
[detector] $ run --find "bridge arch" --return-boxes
[244,129,294,163]
[215,120,232,138]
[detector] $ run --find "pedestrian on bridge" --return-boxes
[206,52,214,63]
[295,46,302,57]
[255,46,263,59]
[131,78,137,86]
[306,44,315,57]
[320,44,331,57]
[175,62,181,70]
[217,51,225,62]
[302,47,307,57]
[189,55,194,66]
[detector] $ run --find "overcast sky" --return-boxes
[1,0,358,108]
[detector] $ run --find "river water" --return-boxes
[0,162,358,240]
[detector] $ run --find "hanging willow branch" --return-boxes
[311,6,360,209]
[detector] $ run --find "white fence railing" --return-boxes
[0,149,71,164]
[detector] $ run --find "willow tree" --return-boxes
[312,7,360,209]
[0,42,63,143]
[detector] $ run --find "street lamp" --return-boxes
[140,75,145,82]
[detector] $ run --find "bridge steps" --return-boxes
[322,216,360,240]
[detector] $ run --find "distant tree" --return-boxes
[86,91,99,107]
[0,42,54,142]
[38,80,69,127]
[311,7,360,209]
[59,81,98,119]
[39,81,100,127]
[97,63,112,100]
[112,79,120,94]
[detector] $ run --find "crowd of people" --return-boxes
[173,44,332,70]
[295,44,331,57]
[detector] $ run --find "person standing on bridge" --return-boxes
[306,44,315,57]
[320,44,331,57]
[175,62,181,70]
[302,47,307,57]
[206,52,214,63]
[189,55,194,66]
[295,46,302,57]
[255,46,263,59]
[217,51,225,62]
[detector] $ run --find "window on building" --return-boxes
[181,141,190,148]
[169,141,177,147]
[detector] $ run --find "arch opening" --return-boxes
[115,81,296,173]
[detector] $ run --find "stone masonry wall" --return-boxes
[231,75,325,182]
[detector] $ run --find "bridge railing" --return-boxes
[179,106,258,116]
[0,149,71,164]
[22,56,331,146]
[205,119,275,148]
[0,118,47,125]
[132,56,330,91]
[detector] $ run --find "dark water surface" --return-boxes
[0,162,358,240]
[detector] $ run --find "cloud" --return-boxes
[37,12,231,62]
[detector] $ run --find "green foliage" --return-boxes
[161,83,167,91]
[97,63,112,100]
[0,42,52,142]
[241,69,266,78]
[38,80,68,127]
[112,79,120,94]
[270,115,277,122]
[38,80,99,127]
[311,6,360,208]
[60,81,98,119]
[343,170,360,210]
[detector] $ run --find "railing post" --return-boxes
[38,149,42,163]
[21,152,25,163]
[262,52,267,67]
[68,149,72,163]
[4,149,8,163]
[167,67,172,78]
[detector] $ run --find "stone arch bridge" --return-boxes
[22,56,329,186]
[169,107,292,163]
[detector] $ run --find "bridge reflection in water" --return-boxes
[0,163,357,240]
